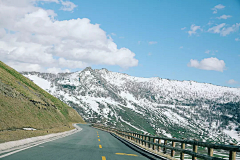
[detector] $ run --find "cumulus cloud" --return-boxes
[188,24,201,36]
[0,0,138,73]
[235,38,240,41]
[227,79,238,84]
[46,67,70,74]
[188,57,226,72]
[60,0,77,11]
[212,4,225,14]
[5,61,45,72]
[149,41,157,45]
[217,15,232,19]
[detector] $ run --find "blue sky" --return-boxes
[1,0,240,87]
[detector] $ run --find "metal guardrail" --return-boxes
[92,124,239,160]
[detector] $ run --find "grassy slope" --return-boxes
[0,61,85,143]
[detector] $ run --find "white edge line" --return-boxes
[0,124,82,159]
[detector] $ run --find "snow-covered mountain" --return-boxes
[21,67,240,144]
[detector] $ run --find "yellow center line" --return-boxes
[115,153,138,157]
[102,156,106,160]
[99,145,102,148]
[98,139,100,141]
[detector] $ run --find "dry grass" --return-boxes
[0,123,75,143]
[0,61,85,143]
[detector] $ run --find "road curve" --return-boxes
[1,124,149,160]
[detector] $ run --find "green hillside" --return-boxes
[0,61,85,143]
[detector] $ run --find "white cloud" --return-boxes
[235,38,240,41]
[60,0,77,11]
[181,27,186,30]
[205,50,217,55]
[209,23,240,36]
[40,0,60,3]
[46,67,70,74]
[205,50,210,54]
[188,57,226,72]
[119,37,124,39]
[5,61,45,72]
[0,0,138,72]
[149,41,157,45]
[217,15,232,19]
[188,24,201,36]
[138,41,141,45]
[221,23,240,36]
[207,21,213,26]
[148,52,152,56]
[227,79,238,84]
[111,33,116,36]
[212,4,225,14]
[208,23,226,34]
[179,46,183,49]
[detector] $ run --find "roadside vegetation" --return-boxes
[0,61,85,143]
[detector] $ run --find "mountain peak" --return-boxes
[83,67,93,72]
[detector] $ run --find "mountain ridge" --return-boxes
[21,67,240,144]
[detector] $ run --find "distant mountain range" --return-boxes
[22,67,240,144]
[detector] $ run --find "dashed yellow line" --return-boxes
[102,156,106,160]
[115,153,138,157]
[99,145,102,148]
[98,136,99,137]
[98,139,100,141]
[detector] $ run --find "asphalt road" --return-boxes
[1,124,149,160]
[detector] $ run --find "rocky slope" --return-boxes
[22,67,240,144]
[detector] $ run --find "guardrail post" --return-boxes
[145,135,147,147]
[142,135,144,146]
[180,138,185,160]
[153,138,156,150]
[139,134,142,144]
[163,140,167,154]
[158,139,161,152]
[148,136,151,148]
[192,139,198,160]
[229,143,236,160]
[171,138,176,157]
[208,147,213,157]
